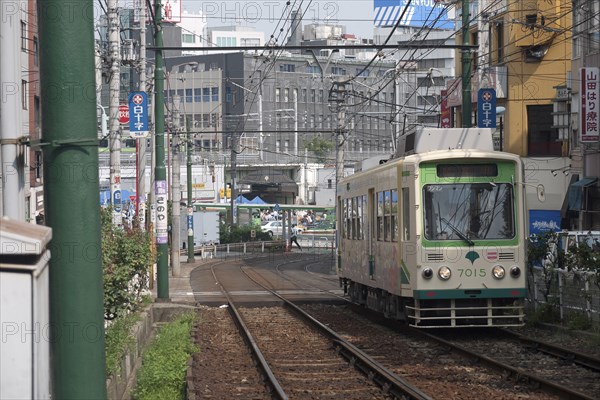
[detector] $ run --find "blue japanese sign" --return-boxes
[128,91,149,138]
[373,0,454,29]
[529,210,561,235]
[113,189,122,212]
[477,88,497,128]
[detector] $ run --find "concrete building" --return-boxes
[163,51,396,205]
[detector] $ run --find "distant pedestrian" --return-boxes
[290,224,302,250]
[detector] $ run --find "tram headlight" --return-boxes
[510,266,521,278]
[492,265,506,279]
[422,267,433,279]
[438,266,451,280]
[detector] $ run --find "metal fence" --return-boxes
[528,267,600,328]
[193,233,336,260]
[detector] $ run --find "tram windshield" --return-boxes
[423,183,515,241]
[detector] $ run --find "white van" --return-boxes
[559,231,600,253]
[544,230,600,267]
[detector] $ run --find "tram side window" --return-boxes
[356,196,363,239]
[377,192,384,240]
[384,191,391,241]
[350,197,356,239]
[402,188,410,241]
[342,198,348,239]
[391,189,398,242]
[346,198,352,239]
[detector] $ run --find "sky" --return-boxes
[179,0,377,39]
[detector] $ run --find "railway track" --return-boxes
[422,328,600,400]
[188,256,599,399]
[189,259,431,400]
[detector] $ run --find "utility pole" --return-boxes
[39,0,106,397]
[230,135,238,225]
[461,0,472,128]
[329,81,347,192]
[154,0,169,299]
[108,0,122,225]
[0,1,25,220]
[137,0,147,229]
[171,96,181,277]
[186,116,195,262]
[294,89,299,157]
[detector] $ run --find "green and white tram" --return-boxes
[337,128,527,328]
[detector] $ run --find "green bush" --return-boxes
[219,222,272,243]
[105,312,140,375]
[133,312,198,400]
[566,313,592,331]
[101,207,155,319]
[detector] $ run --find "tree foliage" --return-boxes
[101,207,155,319]
[304,136,334,163]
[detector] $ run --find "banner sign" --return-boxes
[373,0,453,29]
[477,88,497,128]
[155,181,168,244]
[580,67,599,143]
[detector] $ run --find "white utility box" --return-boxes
[1,217,52,399]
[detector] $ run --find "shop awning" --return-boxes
[568,177,598,211]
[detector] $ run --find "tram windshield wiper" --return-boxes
[441,217,474,246]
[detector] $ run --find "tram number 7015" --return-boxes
[458,268,487,277]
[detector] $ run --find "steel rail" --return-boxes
[419,330,597,400]
[498,328,600,373]
[240,264,432,400]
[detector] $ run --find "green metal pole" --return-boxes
[187,116,195,262]
[38,1,107,397]
[461,0,472,127]
[154,0,170,299]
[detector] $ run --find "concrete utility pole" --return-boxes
[154,0,170,299]
[171,95,181,277]
[0,1,25,219]
[461,0,473,127]
[230,135,239,225]
[186,116,195,262]
[108,0,122,225]
[294,89,299,156]
[329,81,347,191]
[39,0,107,397]
[137,0,148,229]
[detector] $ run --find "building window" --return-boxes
[185,88,193,103]
[194,88,202,102]
[34,96,40,130]
[310,89,316,102]
[306,65,320,74]
[279,63,295,72]
[211,87,219,102]
[33,37,39,66]
[527,105,561,156]
[225,86,232,103]
[495,22,504,63]
[21,21,26,51]
[590,1,600,54]
[182,33,195,43]
[301,88,307,102]
[275,87,280,102]
[331,67,346,75]
[34,151,42,179]
[356,68,370,77]
[203,88,210,102]
[284,88,289,102]
[21,80,27,109]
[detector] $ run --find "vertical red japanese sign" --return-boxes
[440,89,451,128]
[580,67,600,143]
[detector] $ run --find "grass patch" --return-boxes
[105,312,142,376]
[133,311,198,400]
